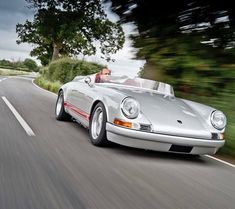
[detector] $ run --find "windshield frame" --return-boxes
[93,75,175,96]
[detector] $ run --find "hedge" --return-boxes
[42,57,103,83]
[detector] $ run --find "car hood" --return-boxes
[109,86,212,139]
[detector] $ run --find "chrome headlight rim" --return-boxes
[121,97,140,119]
[210,110,226,130]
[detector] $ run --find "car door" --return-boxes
[69,78,94,126]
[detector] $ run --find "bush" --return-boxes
[0,59,34,72]
[24,58,39,72]
[39,66,48,75]
[44,57,103,83]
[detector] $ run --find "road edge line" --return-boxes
[1,96,35,136]
[31,79,57,97]
[205,155,235,168]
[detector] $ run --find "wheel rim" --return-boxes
[91,107,103,140]
[56,94,63,116]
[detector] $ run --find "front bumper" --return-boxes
[106,123,225,155]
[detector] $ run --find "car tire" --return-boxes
[89,102,109,146]
[55,91,71,121]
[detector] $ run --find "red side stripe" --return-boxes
[64,102,90,120]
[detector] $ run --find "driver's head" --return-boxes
[101,68,111,75]
[95,68,111,83]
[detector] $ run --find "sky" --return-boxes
[0,0,145,76]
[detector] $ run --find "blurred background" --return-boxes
[108,0,235,157]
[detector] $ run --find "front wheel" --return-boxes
[55,91,71,121]
[89,102,109,146]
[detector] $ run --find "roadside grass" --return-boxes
[0,65,28,72]
[34,76,61,93]
[0,68,29,76]
[217,125,235,157]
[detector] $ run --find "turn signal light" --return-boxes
[113,118,132,129]
[220,133,224,140]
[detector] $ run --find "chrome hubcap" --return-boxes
[91,107,103,140]
[56,94,63,116]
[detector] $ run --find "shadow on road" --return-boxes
[108,144,205,163]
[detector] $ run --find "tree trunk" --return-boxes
[52,42,61,61]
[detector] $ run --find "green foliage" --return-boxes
[34,76,61,93]
[0,59,31,71]
[39,66,49,75]
[36,57,103,93]
[23,58,39,72]
[16,0,125,65]
[41,57,103,83]
[0,59,12,67]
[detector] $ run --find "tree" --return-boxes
[109,0,235,51]
[16,0,125,65]
[23,58,39,72]
[109,0,235,94]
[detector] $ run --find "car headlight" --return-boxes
[210,110,227,130]
[121,97,140,119]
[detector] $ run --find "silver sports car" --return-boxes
[55,74,227,155]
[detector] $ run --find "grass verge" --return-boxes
[0,68,29,76]
[34,76,61,93]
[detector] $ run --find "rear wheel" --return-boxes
[55,91,70,121]
[89,102,109,146]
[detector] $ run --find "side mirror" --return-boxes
[84,77,92,86]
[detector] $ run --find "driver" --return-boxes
[95,67,111,83]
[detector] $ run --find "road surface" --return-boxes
[0,76,234,209]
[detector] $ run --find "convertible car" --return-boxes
[55,74,227,155]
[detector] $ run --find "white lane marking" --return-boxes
[32,79,57,97]
[1,96,35,136]
[205,155,235,168]
[0,78,7,82]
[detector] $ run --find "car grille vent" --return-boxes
[211,133,219,140]
[140,124,151,132]
[169,145,193,153]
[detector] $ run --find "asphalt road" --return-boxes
[0,75,234,209]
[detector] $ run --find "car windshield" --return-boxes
[95,75,174,96]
